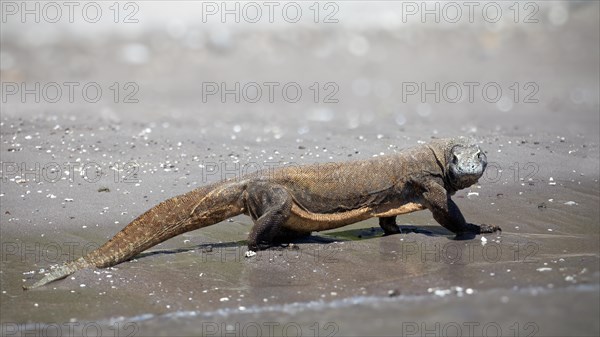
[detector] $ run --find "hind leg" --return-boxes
[245,182,293,250]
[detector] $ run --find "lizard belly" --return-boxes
[285,203,373,232]
[284,202,425,232]
[371,202,425,217]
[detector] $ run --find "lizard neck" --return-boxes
[427,144,461,193]
[426,145,447,177]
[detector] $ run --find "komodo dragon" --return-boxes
[25,137,500,289]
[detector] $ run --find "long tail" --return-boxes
[24,181,246,290]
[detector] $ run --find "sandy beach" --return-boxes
[1,1,599,336]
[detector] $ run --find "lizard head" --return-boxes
[447,142,487,190]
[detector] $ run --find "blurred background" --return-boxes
[2,1,598,137]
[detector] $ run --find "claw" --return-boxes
[248,242,272,251]
[479,224,502,233]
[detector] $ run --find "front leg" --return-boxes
[419,179,501,236]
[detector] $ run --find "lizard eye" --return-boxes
[452,154,458,163]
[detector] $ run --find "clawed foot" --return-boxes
[382,227,402,236]
[248,241,293,251]
[478,224,502,234]
[454,224,501,240]
[248,242,272,251]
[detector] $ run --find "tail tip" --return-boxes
[23,258,90,290]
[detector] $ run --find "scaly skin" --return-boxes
[24,137,500,289]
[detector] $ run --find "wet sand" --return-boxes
[2,118,598,336]
[1,2,599,336]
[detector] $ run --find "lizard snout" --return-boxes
[478,150,487,171]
